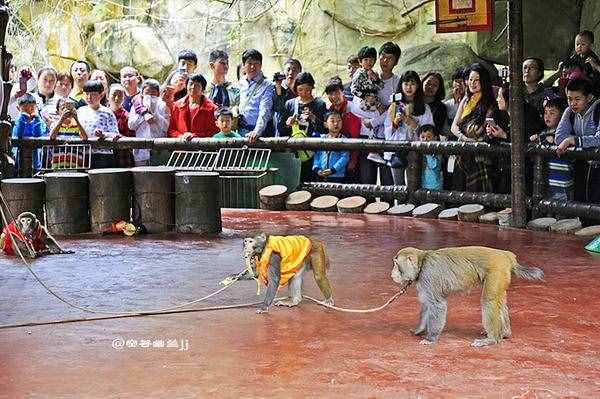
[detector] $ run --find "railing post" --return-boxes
[406,150,421,202]
[17,146,33,177]
[531,154,547,218]
[508,0,527,227]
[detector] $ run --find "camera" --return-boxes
[273,72,285,82]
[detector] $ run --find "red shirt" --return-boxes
[1,222,45,256]
[113,107,135,137]
[168,95,219,138]
[330,99,361,166]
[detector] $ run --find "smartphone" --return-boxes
[485,117,497,128]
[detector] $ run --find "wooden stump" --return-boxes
[310,195,339,212]
[550,218,582,234]
[286,191,312,211]
[175,172,221,234]
[526,217,557,231]
[479,212,499,225]
[458,204,485,223]
[259,185,288,211]
[438,208,459,221]
[44,172,90,235]
[412,203,442,219]
[387,204,415,216]
[575,225,600,237]
[88,168,133,233]
[364,201,390,214]
[497,208,512,227]
[131,166,175,233]
[337,196,367,213]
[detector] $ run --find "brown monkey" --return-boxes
[391,246,544,347]
[0,212,72,258]
[241,233,334,313]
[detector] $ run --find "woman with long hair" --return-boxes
[422,71,448,135]
[383,70,434,185]
[450,63,498,192]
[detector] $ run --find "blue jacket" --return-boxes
[312,137,350,179]
[555,98,600,148]
[12,112,47,171]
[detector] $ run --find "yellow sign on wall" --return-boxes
[435,0,494,33]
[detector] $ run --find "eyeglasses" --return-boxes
[523,65,539,71]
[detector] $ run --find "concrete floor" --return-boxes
[1,210,599,398]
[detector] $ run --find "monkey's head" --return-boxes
[391,247,426,284]
[15,212,40,239]
[241,233,268,278]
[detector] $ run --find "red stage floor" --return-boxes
[1,210,599,398]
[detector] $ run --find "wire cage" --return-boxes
[38,144,92,174]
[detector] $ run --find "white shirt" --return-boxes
[77,104,118,154]
[378,74,401,108]
[383,103,434,160]
[128,95,169,162]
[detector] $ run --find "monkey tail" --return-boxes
[512,264,545,281]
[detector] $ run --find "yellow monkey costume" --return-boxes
[255,235,312,289]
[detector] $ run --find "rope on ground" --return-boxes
[303,282,410,313]
[0,300,266,330]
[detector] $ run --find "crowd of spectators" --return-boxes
[7,30,600,205]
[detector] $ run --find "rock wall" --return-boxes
[7,0,596,88]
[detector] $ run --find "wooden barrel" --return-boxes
[438,208,459,221]
[175,172,221,234]
[479,212,499,225]
[364,201,390,214]
[526,217,557,231]
[412,203,442,219]
[44,172,90,235]
[310,195,339,212]
[550,218,582,234]
[337,196,367,213]
[387,204,415,216]
[259,185,288,211]
[88,168,133,233]
[575,225,600,237]
[0,178,45,226]
[131,166,175,233]
[458,204,485,223]
[286,191,312,211]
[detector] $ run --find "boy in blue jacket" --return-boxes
[12,93,47,172]
[313,109,349,182]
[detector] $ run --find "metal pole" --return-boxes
[508,0,526,227]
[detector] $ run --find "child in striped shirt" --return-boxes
[530,97,572,200]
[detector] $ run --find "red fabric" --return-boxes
[1,222,45,256]
[331,99,361,166]
[168,95,219,138]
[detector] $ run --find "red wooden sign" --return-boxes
[435,0,494,33]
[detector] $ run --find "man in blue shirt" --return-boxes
[238,49,274,142]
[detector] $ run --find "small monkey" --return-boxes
[0,212,72,258]
[391,246,544,347]
[241,233,334,313]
